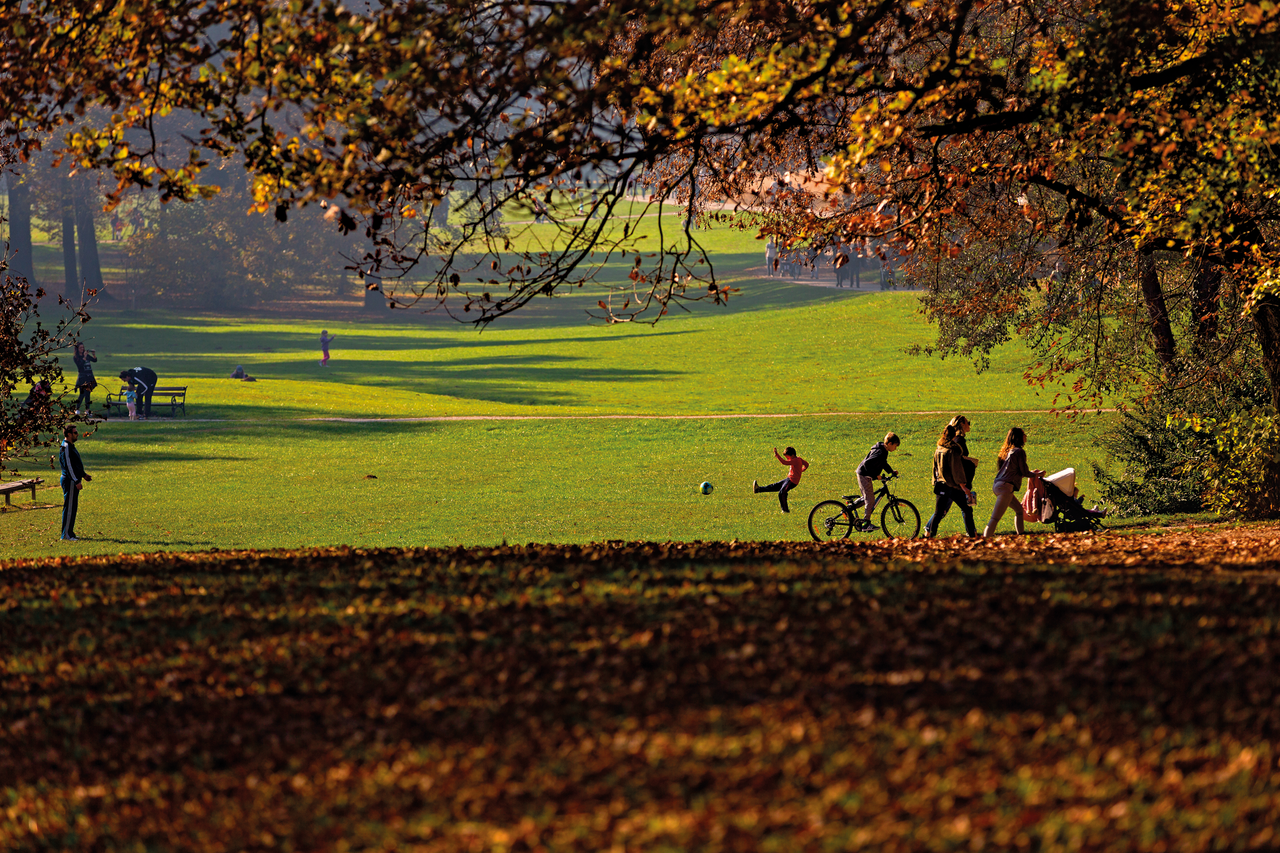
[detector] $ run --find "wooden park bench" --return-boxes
[104,385,189,418]
[0,477,44,506]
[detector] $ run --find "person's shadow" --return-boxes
[84,537,215,547]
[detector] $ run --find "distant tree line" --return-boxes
[4,139,365,309]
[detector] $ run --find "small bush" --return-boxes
[1093,363,1273,517]
[1183,406,1280,519]
[1092,398,1208,517]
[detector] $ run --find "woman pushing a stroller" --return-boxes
[982,427,1044,537]
[982,426,1107,537]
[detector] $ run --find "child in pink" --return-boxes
[753,446,809,513]
[319,330,335,366]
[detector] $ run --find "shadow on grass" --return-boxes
[6,547,1279,796]
[85,536,215,547]
[82,452,257,469]
[79,354,688,413]
[74,264,863,346]
[87,325,695,352]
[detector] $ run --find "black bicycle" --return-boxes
[807,472,921,540]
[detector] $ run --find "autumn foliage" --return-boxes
[7,532,1280,850]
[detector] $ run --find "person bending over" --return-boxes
[119,366,158,419]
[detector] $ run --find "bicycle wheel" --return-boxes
[808,500,855,542]
[880,498,921,539]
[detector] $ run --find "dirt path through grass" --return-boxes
[305,409,1109,422]
[94,408,1110,425]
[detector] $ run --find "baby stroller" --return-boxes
[1029,469,1107,533]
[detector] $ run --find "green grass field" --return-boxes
[2,276,1123,559]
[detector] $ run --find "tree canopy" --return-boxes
[3,0,1280,398]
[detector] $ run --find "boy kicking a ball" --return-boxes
[753,446,808,513]
[856,432,900,531]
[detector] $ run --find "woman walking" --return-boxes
[924,424,976,537]
[982,427,1046,537]
[949,415,980,507]
[72,342,98,415]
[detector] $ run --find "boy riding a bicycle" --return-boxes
[856,432,900,531]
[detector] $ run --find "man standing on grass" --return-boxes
[119,366,158,419]
[59,424,92,541]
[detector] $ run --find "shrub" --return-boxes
[1183,407,1280,520]
[1093,362,1273,517]
[1091,397,1208,517]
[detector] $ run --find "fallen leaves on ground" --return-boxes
[4,527,1280,851]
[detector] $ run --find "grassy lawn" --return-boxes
[0,412,1110,557]
[59,289,1055,419]
[2,277,1118,557]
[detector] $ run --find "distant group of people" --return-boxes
[765,240,822,280]
[763,237,892,288]
[108,208,147,241]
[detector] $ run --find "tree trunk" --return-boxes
[6,174,36,286]
[1191,259,1221,352]
[1139,251,1177,375]
[74,180,105,296]
[432,192,450,231]
[1253,293,1280,411]
[363,281,386,312]
[60,177,78,299]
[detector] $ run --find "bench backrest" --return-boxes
[115,386,188,393]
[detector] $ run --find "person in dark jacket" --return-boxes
[923,424,976,537]
[855,432,900,531]
[59,424,92,541]
[949,415,979,506]
[73,343,98,415]
[119,367,158,419]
